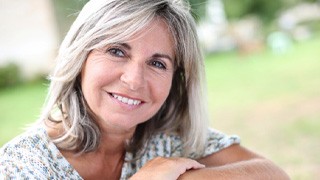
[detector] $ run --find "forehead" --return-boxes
[132,19,174,61]
[130,18,173,43]
[91,17,177,60]
[126,18,176,56]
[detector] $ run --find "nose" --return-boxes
[120,62,146,91]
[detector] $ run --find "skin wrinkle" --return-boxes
[0,1,287,179]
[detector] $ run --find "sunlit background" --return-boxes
[0,0,319,179]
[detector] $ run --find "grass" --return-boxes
[0,81,48,145]
[206,40,320,109]
[205,35,320,179]
[0,35,319,179]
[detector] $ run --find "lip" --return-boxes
[109,92,144,102]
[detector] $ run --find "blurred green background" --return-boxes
[0,0,319,179]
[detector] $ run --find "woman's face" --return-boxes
[81,19,175,133]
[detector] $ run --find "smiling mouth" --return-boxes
[110,93,142,105]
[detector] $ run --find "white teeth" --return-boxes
[112,94,141,105]
[122,97,128,103]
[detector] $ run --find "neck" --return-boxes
[97,124,135,155]
[46,121,136,179]
[97,132,130,156]
[59,128,134,180]
[79,127,134,179]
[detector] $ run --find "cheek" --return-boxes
[152,75,173,103]
[81,69,97,96]
[81,64,110,104]
[81,61,116,89]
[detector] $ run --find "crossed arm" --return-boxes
[131,144,290,180]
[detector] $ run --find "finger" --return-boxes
[180,158,205,170]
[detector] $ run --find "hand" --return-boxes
[130,157,205,180]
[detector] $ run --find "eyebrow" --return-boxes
[118,43,173,63]
[118,43,131,50]
[152,53,173,63]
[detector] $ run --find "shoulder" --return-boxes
[0,126,50,178]
[146,128,240,158]
[202,128,241,158]
[123,129,240,177]
[144,128,240,157]
[0,126,81,179]
[0,126,50,158]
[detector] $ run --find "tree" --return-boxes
[222,0,318,24]
[222,0,283,23]
[188,0,208,21]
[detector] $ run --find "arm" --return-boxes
[179,144,290,180]
[130,157,205,180]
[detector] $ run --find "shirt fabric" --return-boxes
[0,126,240,179]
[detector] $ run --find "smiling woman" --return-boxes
[81,20,174,131]
[0,0,289,179]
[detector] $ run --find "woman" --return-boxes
[0,0,289,179]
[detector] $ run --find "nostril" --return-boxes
[119,61,146,91]
[120,71,145,91]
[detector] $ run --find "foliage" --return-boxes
[0,63,21,89]
[52,0,319,28]
[222,0,318,24]
[52,0,88,40]
[223,0,283,23]
[52,0,207,37]
[188,0,208,21]
[1,29,319,180]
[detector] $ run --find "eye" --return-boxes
[149,60,166,70]
[107,47,125,57]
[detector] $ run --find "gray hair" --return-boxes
[40,0,209,156]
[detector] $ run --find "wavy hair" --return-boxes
[40,0,209,156]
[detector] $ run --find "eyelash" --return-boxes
[148,60,167,70]
[106,46,167,70]
[106,47,126,57]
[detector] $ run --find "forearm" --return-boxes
[178,158,290,180]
